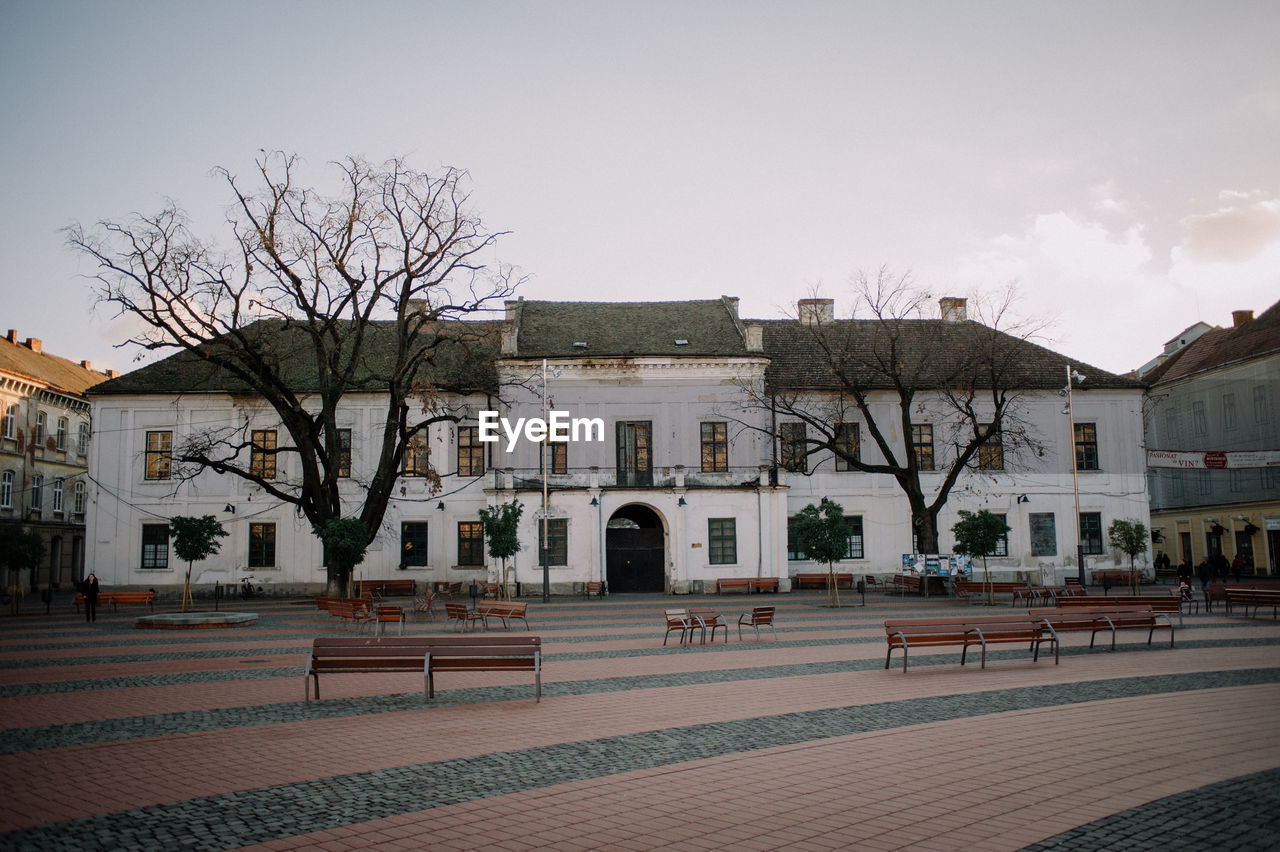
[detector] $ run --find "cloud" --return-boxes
[1180,191,1280,263]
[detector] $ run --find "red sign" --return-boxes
[1203,452,1228,469]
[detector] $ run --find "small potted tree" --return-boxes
[792,500,852,607]
[479,500,523,599]
[1107,518,1149,595]
[170,515,228,611]
[952,510,1011,605]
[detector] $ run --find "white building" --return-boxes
[85,296,1150,595]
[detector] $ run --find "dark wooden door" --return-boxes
[606,528,664,592]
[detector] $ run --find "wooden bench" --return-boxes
[373,604,405,635]
[1224,588,1280,620]
[953,580,1030,604]
[1056,593,1186,625]
[1090,569,1141,589]
[583,581,605,598]
[445,602,485,632]
[891,574,923,595]
[354,579,416,598]
[715,578,752,594]
[793,572,853,590]
[1036,605,1174,650]
[303,635,541,703]
[75,590,156,613]
[750,577,780,593]
[477,601,530,630]
[884,615,1059,672]
[328,599,374,630]
[738,606,777,641]
[435,581,464,597]
[425,636,542,703]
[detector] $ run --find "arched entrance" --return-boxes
[606,504,666,593]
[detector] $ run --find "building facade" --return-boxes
[1144,302,1280,575]
[1,330,114,595]
[86,297,1151,595]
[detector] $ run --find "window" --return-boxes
[56,417,68,451]
[35,411,46,444]
[77,422,90,455]
[780,422,806,473]
[0,470,11,508]
[1230,469,1248,493]
[541,437,568,475]
[52,478,64,513]
[1029,513,1056,557]
[616,421,652,486]
[787,517,802,560]
[708,518,737,564]
[401,522,428,566]
[31,474,43,513]
[1222,393,1237,431]
[457,426,484,477]
[248,523,276,568]
[1074,422,1099,471]
[1198,470,1212,496]
[991,512,1009,557]
[74,481,85,515]
[911,424,934,471]
[141,524,169,569]
[1079,512,1103,555]
[403,431,430,477]
[1162,409,1179,445]
[1263,467,1279,492]
[145,431,172,480]
[1254,385,1269,424]
[538,518,568,565]
[844,515,865,559]
[457,521,484,566]
[336,429,352,478]
[834,422,860,471]
[977,424,1003,470]
[0,404,14,439]
[700,422,728,472]
[250,430,277,479]
[1192,400,1207,436]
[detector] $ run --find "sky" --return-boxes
[2,1,1278,378]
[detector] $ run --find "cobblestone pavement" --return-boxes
[1,589,1278,850]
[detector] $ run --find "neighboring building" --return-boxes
[1143,301,1280,575]
[1,330,115,593]
[85,297,1150,594]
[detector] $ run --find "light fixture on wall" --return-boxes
[589,497,598,507]
[224,504,235,514]
[1016,494,1030,504]
[677,496,687,507]
[436,501,445,511]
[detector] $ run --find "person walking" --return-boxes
[82,572,100,623]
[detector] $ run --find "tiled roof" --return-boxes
[509,298,749,358]
[1141,300,1280,385]
[0,337,108,397]
[89,319,501,396]
[760,318,1143,392]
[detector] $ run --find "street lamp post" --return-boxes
[1063,365,1087,585]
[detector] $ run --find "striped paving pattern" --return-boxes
[1,590,1278,850]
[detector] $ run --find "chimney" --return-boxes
[24,338,42,354]
[797,298,834,326]
[1232,310,1254,328]
[80,360,92,370]
[744,323,763,352]
[940,297,967,323]
[6,329,16,344]
[104,370,120,379]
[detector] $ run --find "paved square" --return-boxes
[2,589,1278,850]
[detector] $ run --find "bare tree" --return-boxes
[69,152,520,592]
[745,268,1048,554]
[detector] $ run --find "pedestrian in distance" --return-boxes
[81,572,100,623]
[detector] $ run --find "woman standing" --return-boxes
[82,572,100,623]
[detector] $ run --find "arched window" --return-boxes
[31,474,43,513]
[56,417,69,450]
[0,404,14,439]
[52,478,64,513]
[74,481,86,515]
[0,471,12,508]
